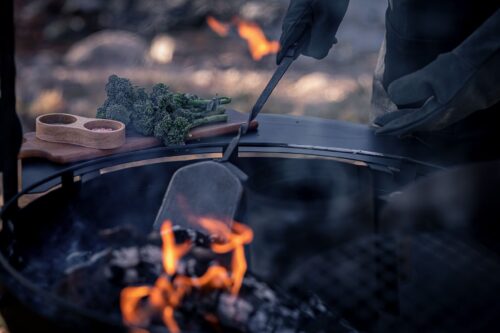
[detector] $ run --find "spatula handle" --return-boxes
[221,38,305,162]
[243,44,300,132]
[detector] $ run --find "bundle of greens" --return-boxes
[96,75,230,145]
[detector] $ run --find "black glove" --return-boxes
[277,0,349,64]
[374,9,500,137]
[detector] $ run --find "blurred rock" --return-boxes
[64,30,148,67]
[149,34,176,64]
[28,89,65,116]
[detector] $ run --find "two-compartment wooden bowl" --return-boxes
[36,113,126,150]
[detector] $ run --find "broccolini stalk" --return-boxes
[203,108,227,117]
[97,75,231,145]
[154,113,228,146]
[189,114,228,129]
[189,96,232,108]
[170,94,231,114]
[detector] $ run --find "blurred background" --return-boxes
[14,0,387,131]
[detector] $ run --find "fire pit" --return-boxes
[0,112,444,333]
[2,114,500,333]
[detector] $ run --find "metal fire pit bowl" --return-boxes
[0,140,439,333]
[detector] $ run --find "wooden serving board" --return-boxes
[20,133,161,164]
[19,109,258,164]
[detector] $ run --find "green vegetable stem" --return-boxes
[96,75,230,145]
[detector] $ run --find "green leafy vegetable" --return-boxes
[96,75,135,124]
[97,75,231,145]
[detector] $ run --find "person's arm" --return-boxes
[374,9,500,136]
[277,0,349,64]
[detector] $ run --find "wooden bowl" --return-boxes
[36,113,126,149]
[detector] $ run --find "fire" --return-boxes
[160,221,190,275]
[120,218,254,333]
[121,286,152,326]
[198,217,253,294]
[206,16,230,37]
[206,16,280,61]
[236,20,281,61]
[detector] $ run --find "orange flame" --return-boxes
[163,307,181,333]
[161,221,190,276]
[120,218,253,333]
[206,16,230,37]
[198,218,253,294]
[121,286,152,326]
[206,16,280,61]
[236,20,280,61]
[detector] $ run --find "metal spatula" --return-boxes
[153,46,300,231]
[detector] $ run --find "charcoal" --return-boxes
[57,225,358,333]
[197,275,359,333]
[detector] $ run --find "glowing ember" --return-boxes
[120,218,254,333]
[206,16,280,61]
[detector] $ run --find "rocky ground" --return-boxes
[15,0,387,131]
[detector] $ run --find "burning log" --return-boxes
[58,222,358,333]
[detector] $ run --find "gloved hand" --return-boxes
[277,0,349,64]
[374,9,500,137]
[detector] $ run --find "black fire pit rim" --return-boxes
[9,139,445,222]
[19,140,444,198]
